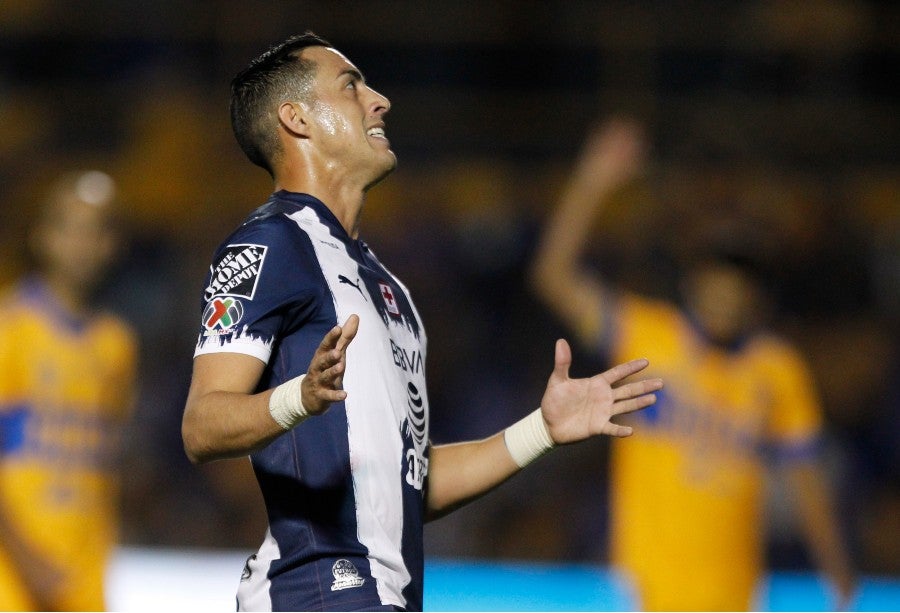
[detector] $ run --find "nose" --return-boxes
[368,86,391,116]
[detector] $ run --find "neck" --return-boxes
[275,159,366,239]
[39,273,91,318]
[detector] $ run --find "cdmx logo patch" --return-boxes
[203,297,244,331]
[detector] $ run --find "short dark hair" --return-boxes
[230,32,332,176]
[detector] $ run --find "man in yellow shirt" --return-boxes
[530,120,855,610]
[0,171,137,611]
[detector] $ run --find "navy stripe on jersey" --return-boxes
[196,192,429,611]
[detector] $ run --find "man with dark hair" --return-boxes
[230,32,330,175]
[181,34,662,611]
[530,118,856,610]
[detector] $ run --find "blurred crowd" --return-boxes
[1,0,897,583]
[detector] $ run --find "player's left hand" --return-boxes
[540,339,662,443]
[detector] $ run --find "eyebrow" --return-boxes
[339,68,365,83]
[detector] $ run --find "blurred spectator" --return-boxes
[529,118,856,610]
[0,171,137,610]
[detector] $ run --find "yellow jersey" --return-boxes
[0,278,137,611]
[606,292,823,611]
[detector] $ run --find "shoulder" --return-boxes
[747,333,808,366]
[216,199,334,266]
[205,210,321,294]
[93,310,138,343]
[0,283,21,313]
[0,282,39,333]
[746,332,818,388]
[617,290,684,327]
[92,311,139,357]
[222,207,311,252]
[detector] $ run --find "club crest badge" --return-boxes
[378,281,401,317]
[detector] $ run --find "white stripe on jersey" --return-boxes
[237,527,279,612]
[287,208,428,608]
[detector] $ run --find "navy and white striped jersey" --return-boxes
[194,191,430,612]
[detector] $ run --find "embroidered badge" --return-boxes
[330,559,365,591]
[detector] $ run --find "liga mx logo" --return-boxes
[203,297,244,331]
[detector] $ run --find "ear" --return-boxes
[277,101,310,138]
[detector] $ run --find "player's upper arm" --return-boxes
[187,351,267,399]
[182,351,273,463]
[760,338,825,461]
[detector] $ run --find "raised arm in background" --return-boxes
[529,118,646,347]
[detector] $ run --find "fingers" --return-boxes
[612,377,664,402]
[601,358,650,384]
[552,339,572,381]
[317,323,344,354]
[315,315,359,360]
[306,353,347,405]
[612,393,659,416]
[335,314,359,352]
[602,423,634,438]
[305,315,360,412]
[317,315,359,374]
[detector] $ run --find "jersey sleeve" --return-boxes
[194,217,324,363]
[95,315,140,421]
[761,338,825,460]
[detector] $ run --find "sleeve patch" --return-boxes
[202,297,245,333]
[204,244,268,301]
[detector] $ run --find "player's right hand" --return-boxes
[301,314,360,415]
[571,117,646,196]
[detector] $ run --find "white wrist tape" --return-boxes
[504,408,556,468]
[268,374,310,430]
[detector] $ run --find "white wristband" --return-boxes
[504,408,556,468]
[268,374,310,431]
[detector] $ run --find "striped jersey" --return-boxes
[194,191,429,612]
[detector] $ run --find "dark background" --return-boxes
[0,0,896,577]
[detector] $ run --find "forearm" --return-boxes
[182,388,284,464]
[787,463,856,600]
[531,175,606,287]
[425,432,521,521]
[529,178,613,345]
[0,507,34,561]
[426,409,558,521]
[0,503,61,605]
[424,346,660,521]
[183,321,356,464]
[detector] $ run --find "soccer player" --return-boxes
[181,33,663,612]
[0,171,137,610]
[529,118,856,610]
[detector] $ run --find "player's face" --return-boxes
[301,46,396,189]
[683,262,760,344]
[35,197,117,293]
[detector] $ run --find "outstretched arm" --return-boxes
[425,339,662,520]
[529,118,646,346]
[182,315,359,463]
